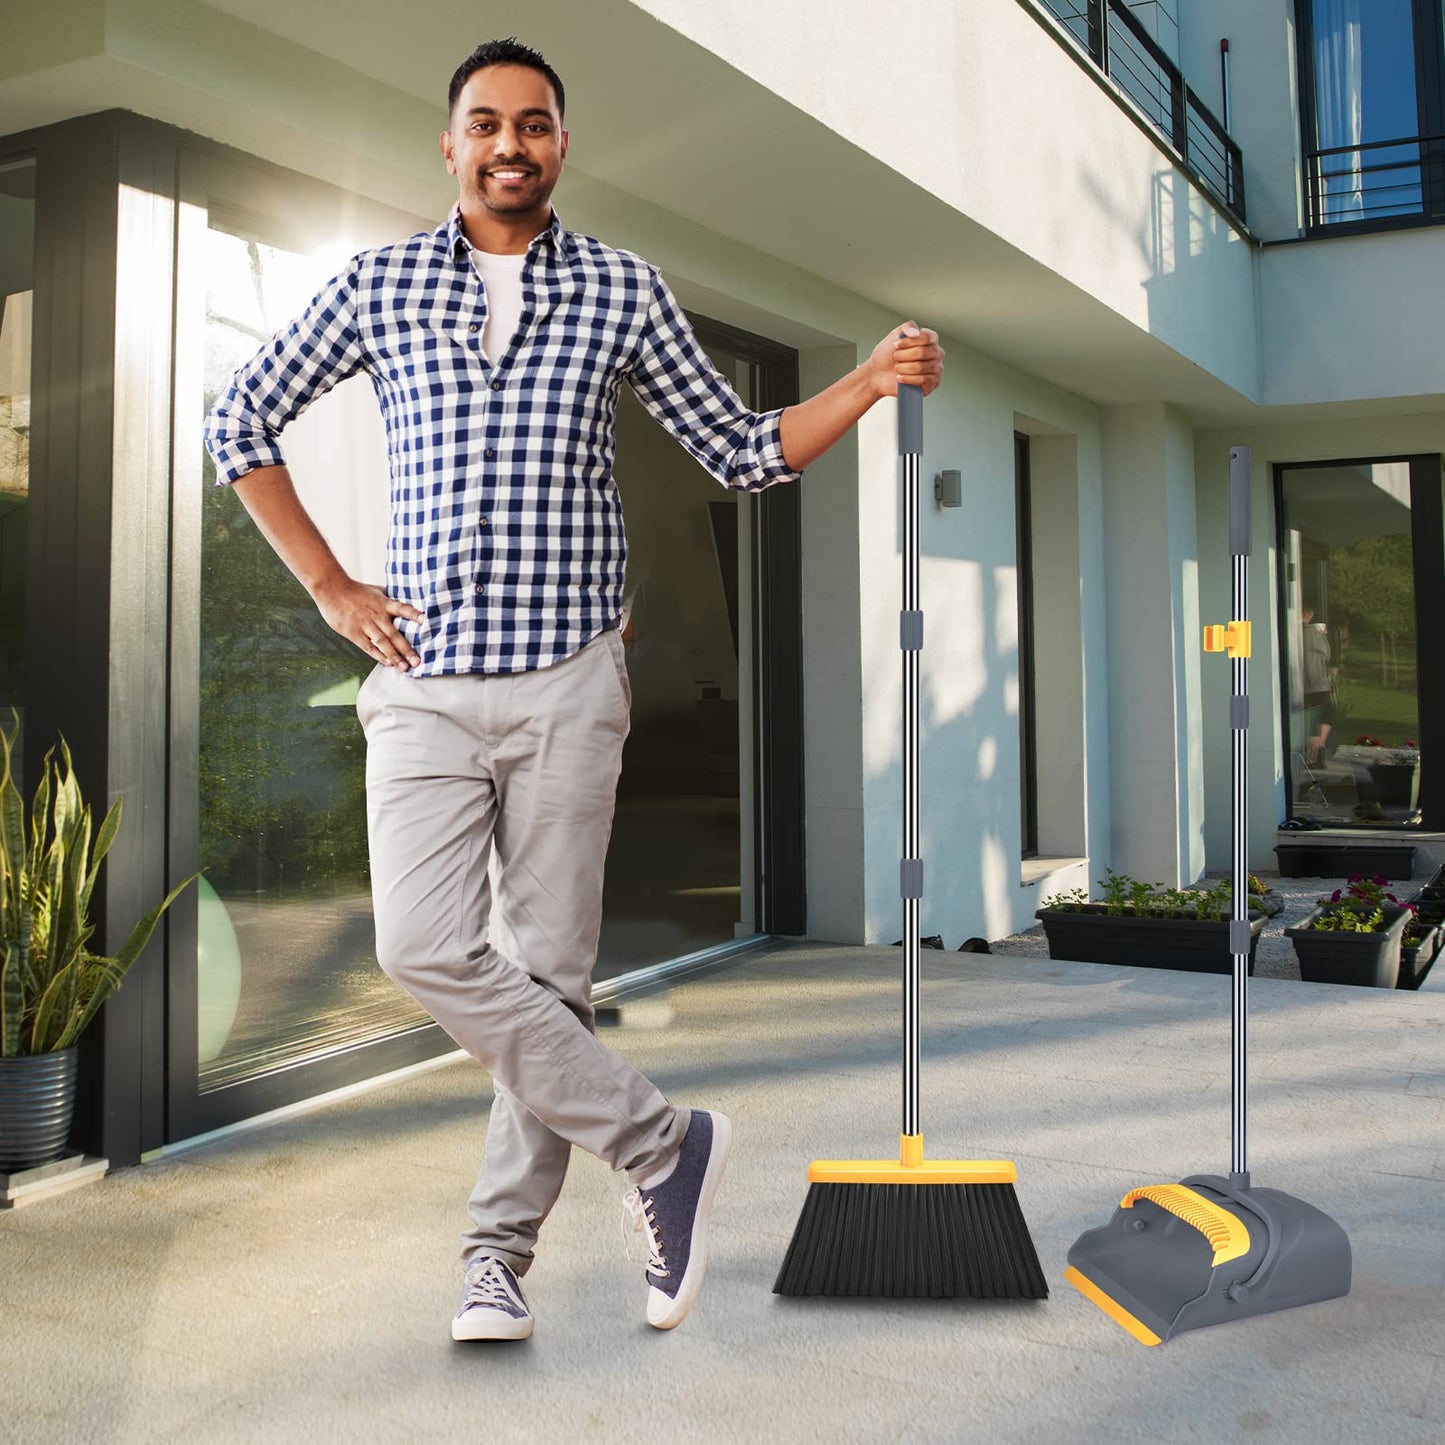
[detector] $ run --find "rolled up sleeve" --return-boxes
[204,262,366,486]
[625,267,802,492]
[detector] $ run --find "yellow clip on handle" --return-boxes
[1203,620,1251,658]
[1120,1184,1251,1266]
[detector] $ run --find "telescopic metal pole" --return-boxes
[1228,444,1252,1188]
[899,382,924,1141]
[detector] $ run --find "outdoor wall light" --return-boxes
[934,469,962,507]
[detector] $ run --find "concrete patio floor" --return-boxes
[5,942,1445,1444]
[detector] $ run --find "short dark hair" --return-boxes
[448,38,566,122]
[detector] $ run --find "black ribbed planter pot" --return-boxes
[1399,925,1442,990]
[1273,841,1416,879]
[1285,906,1410,989]
[1034,907,1266,975]
[0,1049,78,1172]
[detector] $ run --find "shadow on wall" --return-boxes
[862,504,1017,947]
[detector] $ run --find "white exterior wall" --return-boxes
[3,0,1444,945]
[1178,0,1301,241]
[632,0,1257,397]
[1262,229,1445,405]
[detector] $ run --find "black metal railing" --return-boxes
[1305,133,1445,230]
[1035,0,1246,227]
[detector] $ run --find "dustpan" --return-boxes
[1064,445,1351,1345]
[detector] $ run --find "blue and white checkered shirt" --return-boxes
[204,206,801,675]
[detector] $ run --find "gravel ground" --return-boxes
[992,871,1429,981]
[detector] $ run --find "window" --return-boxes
[1298,0,1445,228]
[1276,457,1445,829]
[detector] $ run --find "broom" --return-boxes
[773,376,1048,1299]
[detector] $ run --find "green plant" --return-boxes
[0,715,198,1056]
[1048,872,1249,923]
[1306,873,1409,935]
[1308,906,1385,933]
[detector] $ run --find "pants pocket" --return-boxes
[603,628,632,712]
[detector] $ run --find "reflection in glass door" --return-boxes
[1279,460,1423,828]
[602,325,798,980]
[0,157,34,782]
[176,165,430,1094]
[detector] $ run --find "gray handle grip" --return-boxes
[898,383,923,456]
[1230,445,1252,556]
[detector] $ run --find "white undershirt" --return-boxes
[468,247,528,363]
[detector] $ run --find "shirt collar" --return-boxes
[444,204,572,263]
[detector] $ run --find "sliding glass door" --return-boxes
[167,150,445,1134]
[1276,455,1445,830]
[0,156,32,784]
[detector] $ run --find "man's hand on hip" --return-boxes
[315,576,426,672]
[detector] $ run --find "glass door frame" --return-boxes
[690,315,804,938]
[1272,453,1445,830]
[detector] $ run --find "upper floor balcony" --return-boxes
[1030,0,1247,230]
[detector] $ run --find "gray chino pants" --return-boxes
[357,626,689,1275]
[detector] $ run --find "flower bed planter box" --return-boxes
[1366,762,1420,809]
[1416,866,1445,902]
[1034,906,1265,975]
[1273,841,1416,880]
[1284,905,1411,989]
[1399,925,1443,991]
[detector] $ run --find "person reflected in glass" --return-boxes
[1302,605,1334,762]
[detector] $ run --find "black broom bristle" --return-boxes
[773,1182,1049,1299]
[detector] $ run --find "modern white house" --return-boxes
[2,0,1441,1166]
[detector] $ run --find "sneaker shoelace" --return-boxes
[460,1256,526,1314]
[620,1186,670,1280]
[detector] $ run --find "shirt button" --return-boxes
[476,584,485,595]
[480,517,489,527]
[484,447,494,459]
[491,380,502,391]
[468,323,478,333]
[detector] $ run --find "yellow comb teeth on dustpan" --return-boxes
[774,380,1046,1302]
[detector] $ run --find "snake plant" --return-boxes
[0,713,197,1056]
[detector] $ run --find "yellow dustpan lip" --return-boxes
[1064,1265,1163,1346]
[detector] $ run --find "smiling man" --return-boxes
[204,36,943,1344]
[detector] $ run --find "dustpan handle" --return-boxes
[899,381,924,1140]
[1228,445,1252,1186]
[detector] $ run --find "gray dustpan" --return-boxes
[1064,446,1351,1345]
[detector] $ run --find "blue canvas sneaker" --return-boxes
[621,1109,733,1330]
[452,1255,533,1342]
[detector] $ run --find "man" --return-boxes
[205,37,943,1342]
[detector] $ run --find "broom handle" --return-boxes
[1229,445,1252,1186]
[899,381,924,1140]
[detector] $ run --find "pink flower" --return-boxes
[1330,889,1342,902]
